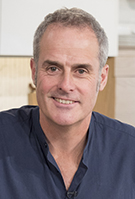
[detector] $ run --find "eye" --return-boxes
[46,66,59,73]
[49,66,58,72]
[74,66,90,78]
[45,65,60,76]
[78,69,86,74]
[76,68,88,75]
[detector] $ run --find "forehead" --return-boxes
[39,25,99,66]
[41,24,98,46]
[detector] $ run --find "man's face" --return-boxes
[31,25,108,127]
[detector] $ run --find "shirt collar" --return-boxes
[82,113,95,167]
[32,106,49,156]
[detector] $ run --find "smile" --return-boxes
[53,98,75,104]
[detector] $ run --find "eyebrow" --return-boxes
[42,60,63,68]
[73,63,93,70]
[42,59,93,71]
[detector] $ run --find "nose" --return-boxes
[58,71,75,93]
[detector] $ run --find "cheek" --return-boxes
[36,79,50,107]
[79,77,98,93]
[79,79,99,104]
[36,75,48,97]
[37,74,57,96]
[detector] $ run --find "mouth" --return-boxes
[52,97,77,104]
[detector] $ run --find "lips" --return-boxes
[53,97,76,104]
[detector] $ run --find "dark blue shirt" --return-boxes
[0,106,135,199]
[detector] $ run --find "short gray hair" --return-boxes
[33,7,109,70]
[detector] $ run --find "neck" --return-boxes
[39,112,91,155]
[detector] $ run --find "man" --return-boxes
[0,8,135,199]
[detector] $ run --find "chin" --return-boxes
[54,120,74,127]
[51,116,77,127]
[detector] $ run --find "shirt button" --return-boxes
[44,143,48,148]
[66,191,78,198]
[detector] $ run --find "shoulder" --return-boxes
[0,106,40,159]
[0,106,39,148]
[92,111,135,138]
[0,105,39,127]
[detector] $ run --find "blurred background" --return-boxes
[0,0,135,126]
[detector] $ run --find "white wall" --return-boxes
[0,0,119,56]
[119,0,135,25]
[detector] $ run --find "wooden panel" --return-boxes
[0,57,32,110]
[28,91,37,106]
[93,57,115,118]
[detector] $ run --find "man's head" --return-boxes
[30,7,109,128]
[33,7,108,72]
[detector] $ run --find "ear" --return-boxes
[30,58,36,86]
[99,64,109,91]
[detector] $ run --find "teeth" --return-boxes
[55,98,74,104]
